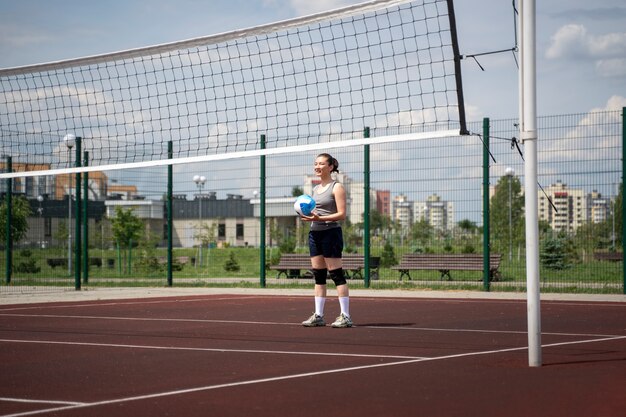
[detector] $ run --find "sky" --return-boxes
[0,0,624,120]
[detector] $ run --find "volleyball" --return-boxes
[294,194,316,216]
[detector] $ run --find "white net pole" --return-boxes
[519,0,542,367]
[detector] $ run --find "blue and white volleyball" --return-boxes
[294,194,316,216]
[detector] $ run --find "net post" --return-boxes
[82,151,89,285]
[167,141,173,287]
[74,137,82,290]
[482,118,491,292]
[260,134,266,288]
[622,107,625,295]
[4,156,12,284]
[363,127,371,288]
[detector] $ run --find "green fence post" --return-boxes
[363,127,371,288]
[167,140,173,286]
[82,151,89,284]
[622,107,625,295]
[74,137,82,290]
[260,134,266,288]
[4,156,12,284]
[482,118,491,291]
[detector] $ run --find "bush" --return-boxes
[380,240,397,267]
[223,252,240,272]
[461,244,476,254]
[541,235,569,270]
[15,249,41,273]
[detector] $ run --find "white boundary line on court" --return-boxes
[0,289,626,312]
[0,312,623,339]
[1,335,624,417]
[0,398,86,406]
[0,296,263,311]
[0,338,425,360]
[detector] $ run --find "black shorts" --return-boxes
[308,227,343,258]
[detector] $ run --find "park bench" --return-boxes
[269,253,380,280]
[47,257,105,268]
[391,253,502,281]
[593,251,623,262]
[46,258,66,268]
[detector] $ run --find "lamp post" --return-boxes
[612,183,617,251]
[253,190,258,247]
[64,134,76,273]
[505,167,515,261]
[37,195,44,248]
[193,175,206,267]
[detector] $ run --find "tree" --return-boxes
[357,209,393,238]
[409,219,434,249]
[111,206,144,247]
[0,195,31,245]
[194,221,218,248]
[291,186,304,197]
[380,240,397,267]
[490,175,524,255]
[457,219,478,234]
[540,231,576,270]
[110,206,144,272]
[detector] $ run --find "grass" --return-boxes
[1,247,624,294]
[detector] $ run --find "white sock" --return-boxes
[338,296,350,317]
[314,296,326,317]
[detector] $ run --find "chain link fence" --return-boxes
[2,110,624,294]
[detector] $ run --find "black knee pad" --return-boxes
[329,268,346,286]
[313,268,327,285]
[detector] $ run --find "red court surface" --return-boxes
[0,293,624,417]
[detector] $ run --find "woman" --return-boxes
[300,153,352,328]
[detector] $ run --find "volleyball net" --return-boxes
[0,0,466,179]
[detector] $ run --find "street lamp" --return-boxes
[37,195,44,248]
[505,167,515,261]
[64,134,76,273]
[193,175,206,267]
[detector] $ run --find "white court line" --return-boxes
[0,312,623,339]
[0,338,425,360]
[1,335,624,417]
[0,398,85,406]
[0,296,263,312]
[365,325,624,339]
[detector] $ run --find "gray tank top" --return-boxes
[310,181,340,231]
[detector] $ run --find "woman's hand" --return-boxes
[300,211,320,222]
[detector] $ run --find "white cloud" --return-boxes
[287,0,356,16]
[0,24,53,48]
[592,95,626,112]
[595,58,626,77]
[546,24,626,78]
[546,24,626,59]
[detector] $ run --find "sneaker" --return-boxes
[302,313,325,327]
[331,313,353,328]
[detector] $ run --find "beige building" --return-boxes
[413,193,455,231]
[538,181,587,232]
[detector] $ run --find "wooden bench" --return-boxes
[47,257,104,268]
[391,253,502,281]
[269,253,380,280]
[593,252,622,262]
[343,254,380,280]
[88,258,102,268]
[46,258,66,268]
